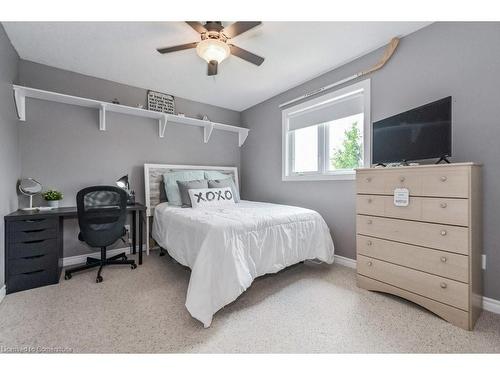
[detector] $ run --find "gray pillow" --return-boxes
[177,179,209,207]
[208,178,240,202]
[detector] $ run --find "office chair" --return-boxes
[64,186,137,283]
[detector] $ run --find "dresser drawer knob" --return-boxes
[367,261,373,266]
[441,256,447,263]
[440,176,448,182]
[367,240,372,246]
[367,198,372,203]
[365,177,372,182]
[399,176,406,182]
[440,282,447,289]
[440,230,447,236]
[367,219,372,224]
[440,202,448,208]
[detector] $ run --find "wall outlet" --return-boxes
[482,254,486,270]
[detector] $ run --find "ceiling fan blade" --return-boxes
[229,44,265,66]
[207,60,218,76]
[186,21,208,34]
[222,21,261,38]
[157,42,198,54]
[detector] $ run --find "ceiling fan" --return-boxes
[156,21,265,76]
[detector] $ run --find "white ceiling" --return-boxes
[3,22,431,111]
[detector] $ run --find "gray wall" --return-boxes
[0,25,20,288]
[241,22,500,300]
[17,61,241,257]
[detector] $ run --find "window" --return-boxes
[282,79,370,181]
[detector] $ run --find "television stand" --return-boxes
[435,156,451,164]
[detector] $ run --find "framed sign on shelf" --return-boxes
[147,90,175,114]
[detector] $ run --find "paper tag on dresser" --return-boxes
[393,188,409,206]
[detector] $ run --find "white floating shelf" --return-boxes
[12,85,249,146]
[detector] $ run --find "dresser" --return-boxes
[4,215,63,293]
[355,163,482,330]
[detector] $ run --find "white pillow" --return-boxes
[188,187,235,208]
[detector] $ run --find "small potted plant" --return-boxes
[42,189,63,208]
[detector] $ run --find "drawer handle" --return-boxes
[440,230,447,236]
[440,282,447,289]
[22,269,44,275]
[399,176,406,182]
[367,261,373,266]
[25,219,45,223]
[23,254,45,260]
[367,240,372,246]
[367,219,372,224]
[22,239,46,244]
[440,176,448,182]
[365,177,372,182]
[440,202,448,208]
[23,229,45,234]
[367,198,372,203]
[441,256,447,263]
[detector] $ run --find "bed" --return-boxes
[145,164,335,327]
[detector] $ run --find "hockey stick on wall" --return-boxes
[279,37,400,108]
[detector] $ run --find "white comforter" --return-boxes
[152,200,335,327]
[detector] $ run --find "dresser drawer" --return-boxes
[421,169,469,198]
[357,255,469,310]
[6,268,58,294]
[357,195,469,226]
[8,238,58,259]
[9,217,57,232]
[357,172,386,194]
[356,215,469,254]
[9,227,58,243]
[357,235,469,282]
[8,253,58,276]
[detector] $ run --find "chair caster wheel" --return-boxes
[96,276,103,283]
[131,264,137,270]
[64,273,72,280]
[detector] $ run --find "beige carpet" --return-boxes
[1,251,499,353]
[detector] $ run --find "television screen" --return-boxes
[372,97,452,164]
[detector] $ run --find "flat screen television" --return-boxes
[372,96,452,164]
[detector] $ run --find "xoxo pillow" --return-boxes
[188,187,236,209]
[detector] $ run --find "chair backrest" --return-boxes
[76,186,127,248]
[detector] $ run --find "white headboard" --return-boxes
[144,163,239,216]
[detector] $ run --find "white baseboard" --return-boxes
[334,254,356,269]
[62,246,132,267]
[0,284,5,305]
[333,255,500,315]
[483,296,500,314]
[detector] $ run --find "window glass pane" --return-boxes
[292,125,318,173]
[328,113,364,171]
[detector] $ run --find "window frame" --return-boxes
[282,79,371,181]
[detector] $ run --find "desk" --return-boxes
[4,203,146,294]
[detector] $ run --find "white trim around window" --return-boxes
[282,79,371,181]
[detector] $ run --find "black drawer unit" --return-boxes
[5,214,63,294]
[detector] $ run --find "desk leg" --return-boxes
[132,211,137,255]
[138,210,143,265]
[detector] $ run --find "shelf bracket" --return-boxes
[238,129,249,147]
[159,114,168,138]
[99,104,106,131]
[14,88,26,121]
[204,123,214,143]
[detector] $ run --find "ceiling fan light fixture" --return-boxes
[196,39,230,64]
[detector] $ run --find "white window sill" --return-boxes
[282,171,356,181]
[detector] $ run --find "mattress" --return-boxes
[152,200,335,327]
